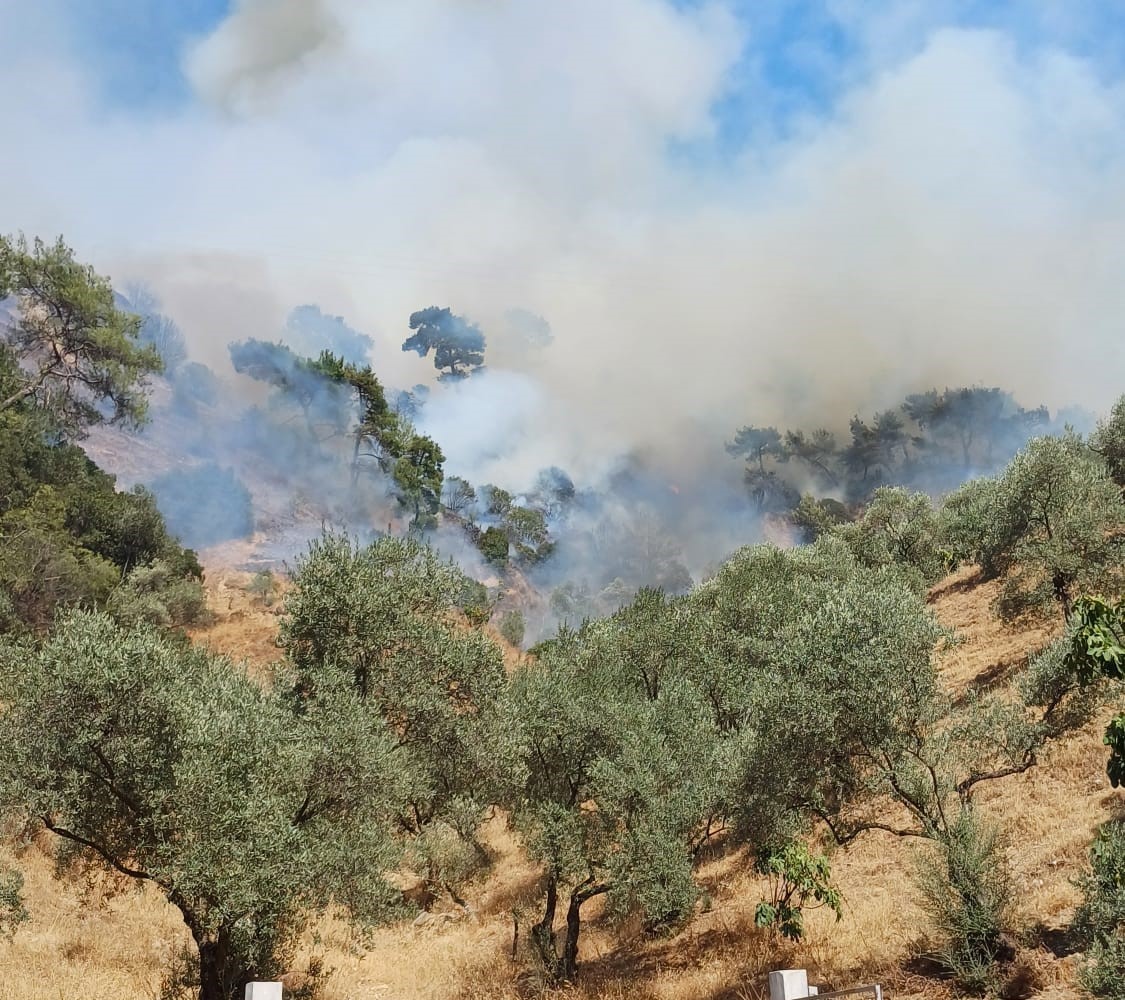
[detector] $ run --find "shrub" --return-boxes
[753,840,842,941]
[915,808,1014,994]
[107,560,209,628]
[1091,394,1125,490]
[247,570,279,607]
[832,486,946,590]
[478,526,509,567]
[1074,819,1125,999]
[498,609,525,649]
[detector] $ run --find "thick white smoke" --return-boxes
[2,1,1124,513]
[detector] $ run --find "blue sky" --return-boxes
[63,0,231,107]
[57,0,1125,153]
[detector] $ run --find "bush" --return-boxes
[832,486,947,590]
[915,808,1014,994]
[107,560,209,628]
[478,526,509,567]
[458,577,492,627]
[247,570,279,607]
[753,840,842,941]
[791,494,851,542]
[498,609,525,649]
[939,477,1008,577]
[1074,819,1125,999]
[940,435,1125,621]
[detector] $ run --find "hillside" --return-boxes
[0,562,1117,1000]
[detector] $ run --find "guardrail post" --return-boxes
[245,983,283,1000]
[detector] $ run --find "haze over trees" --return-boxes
[3,236,1125,998]
[0,234,162,433]
[402,306,486,378]
[729,386,1060,509]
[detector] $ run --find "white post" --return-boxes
[768,969,817,1000]
[245,984,283,1000]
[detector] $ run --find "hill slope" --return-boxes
[0,564,1118,1000]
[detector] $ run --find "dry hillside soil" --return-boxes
[0,562,1119,1000]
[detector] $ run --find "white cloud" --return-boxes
[2,2,1124,485]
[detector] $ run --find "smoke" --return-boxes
[5,1,1125,594]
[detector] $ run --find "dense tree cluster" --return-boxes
[730,386,1060,510]
[0,235,204,631]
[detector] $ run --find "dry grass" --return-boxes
[0,566,1119,1000]
[187,557,288,675]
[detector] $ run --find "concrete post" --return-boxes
[245,983,283,1000]
[768,969,818,1000]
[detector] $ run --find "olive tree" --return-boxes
[502,618,721,982]
[831,486,948,591]
[940,434,1125,621]
[1091,393,1125,490]
[0,611,402,1000]
[280,534,506,890]
[1074,819,1125,999]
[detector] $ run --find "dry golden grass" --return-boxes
[0,847,190,1000]
[187,558,288,675]
[0,565,1120,1000]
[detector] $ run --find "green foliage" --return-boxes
[389,424,445,530]
[107,559,208,628]
[0,484,120,628]
[0,234,162,433]
[1091,394,1125,490]
[0,869,27,939]
[831,486,947,590]
[914,808,1014,995]
[311,353,445,529]
[402,307,486,378]
[0,610,402,1000]
[1065,596,1125,786]
[458,577,492,627]
[1066,596,1125,682]
[692,536,948,830]
[498,609,526,648]
[939,477,1006,576]
[753,840,842,942]
[247,570,279,607]
[942,435,1125,621]
[478,525,509,566]
[1074,819,1125,1000]
[502,544,956,981]
[0,406,201,630]
[280,534,506,874]
[503,626,717,980]
[791,494,851,541]
[505,506,553,563]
